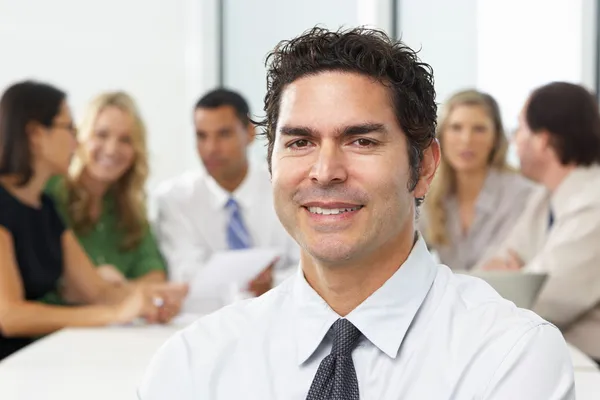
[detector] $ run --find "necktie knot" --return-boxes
[226,197,239,212]
[331,319,361,357]
[306,318,361,399]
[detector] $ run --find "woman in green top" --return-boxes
[46,91,167,286]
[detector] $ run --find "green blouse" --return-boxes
[44,176,166,280]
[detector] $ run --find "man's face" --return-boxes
[194,105,254,183]
[514,102,546,182]
[271,71,437,265]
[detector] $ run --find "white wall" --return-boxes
[222,0,360,161]
[398,0,479,105]
[477,0,594,131]
[396,0,597,167]
[398,0,596,117]
[477,0,595,166]
[2,0,596,183]
[0,0,218,191]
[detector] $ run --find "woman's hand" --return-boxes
[143,283,189,324]
[111,285,153,324]
[97,264,127,285]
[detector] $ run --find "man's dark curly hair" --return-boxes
[256,26,437,199]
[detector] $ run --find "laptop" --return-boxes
[459,270,548,309]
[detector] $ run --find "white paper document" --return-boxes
[188,247,282,298]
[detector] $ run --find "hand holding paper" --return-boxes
[188,248,282,299]
[247,260,277,297]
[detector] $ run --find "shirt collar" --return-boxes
[292,235,438,365]
[550,165,600,219]
[205,162,257,211]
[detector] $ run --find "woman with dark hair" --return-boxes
[0,81,186,360]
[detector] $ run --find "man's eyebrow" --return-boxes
[279,123,388,138]
[339,123,388,136]
[279,126,318,137]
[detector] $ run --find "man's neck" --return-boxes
[302,225,417,316]
[541,162,576,193]
[216,162,249,193]
[455,168,488,204]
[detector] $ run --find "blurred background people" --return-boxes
[481,82,600,363]
[154,89,299,309]
[45,92,168,288]
[421,90,534,270]
[0,81,169,361]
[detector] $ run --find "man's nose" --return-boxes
[308,141,348,185]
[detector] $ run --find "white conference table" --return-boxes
[0,324,182,400]
[0,322,599,400]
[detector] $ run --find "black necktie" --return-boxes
[548,209,554,230]
[306,319,362,400]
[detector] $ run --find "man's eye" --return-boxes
[354,138,374,147]
[289,139,310,148]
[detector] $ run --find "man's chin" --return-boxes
[302,238,358,265]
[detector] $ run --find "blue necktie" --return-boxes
[225,198,252,250]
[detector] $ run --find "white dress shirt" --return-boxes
[153,162,299,284]
[139,237,574,400]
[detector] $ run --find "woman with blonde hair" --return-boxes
[0,82,180,360]
[421,89,534,270]
[46,91,177,287]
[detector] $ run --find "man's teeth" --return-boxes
[307,206,361,215]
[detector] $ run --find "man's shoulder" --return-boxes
[556,165,600,216]
[432,268,568,373]
[511,183,549,219]
[440,268,553,339]
[574,165,600,202]
[495,170,538,197]
[444,270,572,395]
[174,279,293,356]
[153,170,207,204]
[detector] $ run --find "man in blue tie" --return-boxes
[153,89,299,300]
[141,27,573,399]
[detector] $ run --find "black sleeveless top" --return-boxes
[0,184,65,360]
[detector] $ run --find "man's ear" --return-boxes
[537,129,553,152]
[413,139,441,199]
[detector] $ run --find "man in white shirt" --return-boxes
[481,82,600,364]
[140,27,574,399]
[153,89,299,306]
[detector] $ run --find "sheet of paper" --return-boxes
[188,247,281,298]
